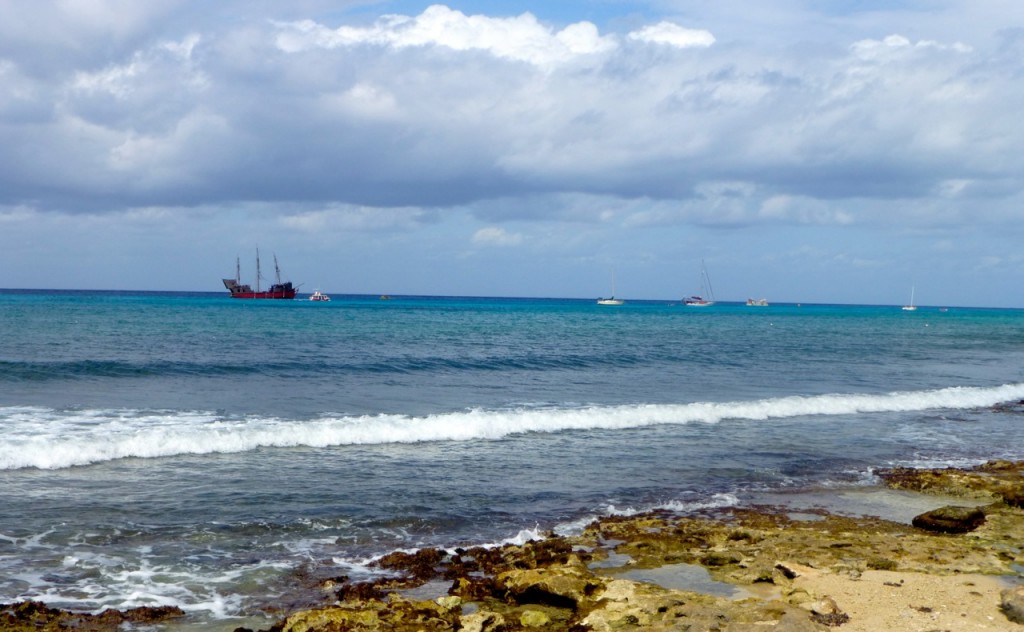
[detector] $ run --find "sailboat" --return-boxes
[683,260,715,306]
[902,286,917,311]
[597,270,624,305]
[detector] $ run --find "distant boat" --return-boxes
[684,260,715,306]
[902,286,917,311]
[222,250,297,299]
[597,270,624,305]
[309,289,330,302]
[746,298,769,306]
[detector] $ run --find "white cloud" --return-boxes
[72,54,146,98]
[850,34,973,61]
[472,226,523,246]
[627,22,715,48]
[280,205,435,233]
[274,5,617,67]
[320,83,399,119]
[758,195,854,225]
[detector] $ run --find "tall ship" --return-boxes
[222,250,297,299]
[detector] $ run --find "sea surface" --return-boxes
[2,290,1023,629]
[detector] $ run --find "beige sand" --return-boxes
[791,565,1013,631]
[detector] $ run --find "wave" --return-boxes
[0,352,651,381]
[2,383,1023,471]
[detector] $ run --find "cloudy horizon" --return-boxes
[2,1,1023,307]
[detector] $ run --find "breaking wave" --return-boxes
[3,383,1023,471]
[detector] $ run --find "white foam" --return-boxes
[9,548,280,620]
[3,383,1023,470]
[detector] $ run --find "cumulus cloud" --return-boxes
[274,5,617,66]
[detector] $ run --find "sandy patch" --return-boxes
[791,566,1014,631]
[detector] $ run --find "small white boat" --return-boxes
[597,270,624,305]
[684,260,715,306]
[309,289,331,302]
[746,298,769,306]
[902,286,917,311]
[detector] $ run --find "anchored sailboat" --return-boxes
[597,270,624,305]
[684,260,715,306]
[902,286,917,311]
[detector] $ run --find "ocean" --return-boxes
[2,290,1023,629]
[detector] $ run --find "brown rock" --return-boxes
[1002,486,1024,509]
[911,505,987,534]
[498,565,601,610]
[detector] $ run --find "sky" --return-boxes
[1,1,1023,307]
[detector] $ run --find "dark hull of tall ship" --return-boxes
[222,279,296,299]
[222,251,297,299]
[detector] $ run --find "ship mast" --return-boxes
[235,256,240,283]
[256,247,261,293]
[274,254,282,285]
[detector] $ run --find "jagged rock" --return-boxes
[911,505,987,534]
[581,578,709,630]
[1003,585,1024,624]
[497,563,602,610]
[460,610,507,632]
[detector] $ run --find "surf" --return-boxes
[2,383,1022,471]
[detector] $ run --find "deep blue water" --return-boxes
[1,290,1023,628]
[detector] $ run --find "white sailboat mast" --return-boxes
[701,259,715,301]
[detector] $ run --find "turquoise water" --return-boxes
[1,290,1023,628]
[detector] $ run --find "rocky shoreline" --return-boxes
[4,461,1024,631]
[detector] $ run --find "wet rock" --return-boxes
[270,596,460,632]
[911,505,987,534]
[876,460,1024,500]
[374,547,446,581]
[0,600,185,632]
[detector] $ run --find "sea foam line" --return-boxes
[2,383,1022,470]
